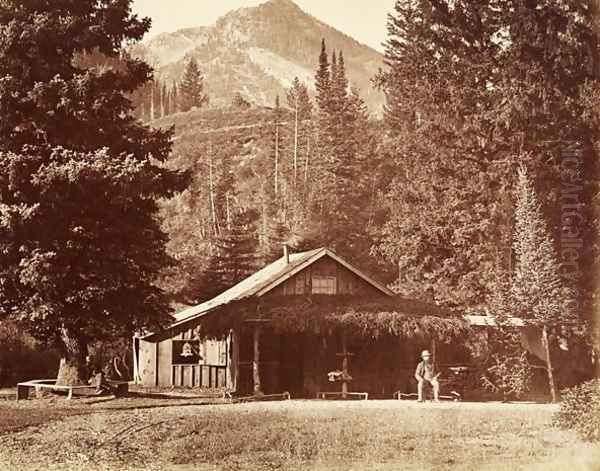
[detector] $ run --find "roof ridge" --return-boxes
[172,247,324,323]
[150,246,392,338]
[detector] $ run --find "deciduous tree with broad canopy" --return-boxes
[0,0,188,385]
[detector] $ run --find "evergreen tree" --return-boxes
[203,210,259,298]
[330,51,338,115]
[179,58,208,112]
[377,0,433,131]
[374,0,598,308]
[172,82,179,113]
[310,41,374,258]
[257,217,290,267]
[286,77,313,193]
[0,0,187,385]
[480,268,533,402]
[161,81,168,117]
[511,166,575,402]
[286,77,313,120]
[331,50,349,118]
[314,39,331,113]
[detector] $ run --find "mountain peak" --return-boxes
[255,0,305,16]
[131,0,384,112]
[226,0,303,19]
[263,0,301,8]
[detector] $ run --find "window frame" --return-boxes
[311,275,337,295]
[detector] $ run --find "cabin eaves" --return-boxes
[141,247,394,339]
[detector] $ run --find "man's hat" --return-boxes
[421,350,432,358]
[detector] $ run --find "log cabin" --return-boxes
[133,246,472,397]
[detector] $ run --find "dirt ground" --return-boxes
[1,394,599,471]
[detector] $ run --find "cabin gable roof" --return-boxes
[144,248,393,339]
[255,248,394,297]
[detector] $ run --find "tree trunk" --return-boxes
[293,96,298,191]
[209,144,219,236]
[542,325,558,403]
[150,84,155,121]
[160,83,165,118]
[275,123,279,196]
[168,85,173,116]
[226,192,231,230]
[56,328,88,386]
[304,134,310,184]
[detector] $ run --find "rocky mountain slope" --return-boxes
[130,0,384,112]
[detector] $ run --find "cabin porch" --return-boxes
[233,324,471,398]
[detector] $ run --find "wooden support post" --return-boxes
[341,330,348,399]
[542,325,558,403]
[431,338,437,367]
[226,331,232,390]
[154,342,159,387]
[132,336,140,384]
[16,384,29,401]
[253,324,263,396]
[227,329,240,393]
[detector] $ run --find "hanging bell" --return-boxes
[181,342,194,357]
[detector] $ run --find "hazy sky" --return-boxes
[130,0,396,51]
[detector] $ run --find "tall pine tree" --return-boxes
[180,58,208,112]
[286,77,313,196]
[309,40,373,259]
[203,210,259,299]
[0,0,187,384]
[511,166,575,402]
[315,39,331,113]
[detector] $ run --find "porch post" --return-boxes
[341,330,348,399]
[132,335,139,384]
[431,338,437,366]
[542,325,558,403]
[253,324,263,396]
[226,329,239,392]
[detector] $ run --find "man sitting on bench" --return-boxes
[415,350,440,402]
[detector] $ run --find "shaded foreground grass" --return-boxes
[160,402,600,471]
[0,399,599,470]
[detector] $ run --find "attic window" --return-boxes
[312,275,336,295]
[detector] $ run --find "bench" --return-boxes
[16,379,129,400]
[317,391,369,400]
[394,390,461,401]
[228,392,292,403]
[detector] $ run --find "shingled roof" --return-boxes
[147,247,394,337]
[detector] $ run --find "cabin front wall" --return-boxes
[138,325,230,389]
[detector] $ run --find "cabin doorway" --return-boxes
[279,333,305,396]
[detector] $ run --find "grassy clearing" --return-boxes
[0,399,598,471]
[159,401,599,471]
[0,405,88,434]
